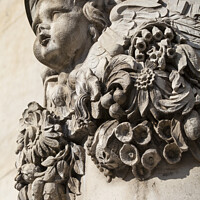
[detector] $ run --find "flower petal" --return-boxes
[138,90,149,117]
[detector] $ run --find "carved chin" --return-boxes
[34,47,72,72]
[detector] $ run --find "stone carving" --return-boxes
[15,0,200,199]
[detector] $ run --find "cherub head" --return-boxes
[25,0,117,73]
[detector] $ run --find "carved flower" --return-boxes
[119,144,140,166]
[141,149,161,170]
[128,61,195,120]
[156,119,172,142]
[114,122,133,143]
[129,60,169,117]
[132,121,152,145]
[163,143,182,164]
[135,67,155,90]
[16,102,66,165]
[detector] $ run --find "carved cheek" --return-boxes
[33,38,42,59]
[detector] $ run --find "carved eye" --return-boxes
[52,11,64,21]
[52,9,71,21]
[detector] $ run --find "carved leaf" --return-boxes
[68,177,81,195]
[181,44,200,79]
[171,118,188,152]
[17,186,28,200]
[42,136,59,149]
[31,179,44,200]
[106,70,131,93]
[169,70,184,92]
[91,120,119,153]
[57,160,69,179]
[41,156,56,167]
[43,166,56,182]
[86,70,101,101]
[16,151,25,169]
[91,100,102,119]
[76,69,101,101]
[36,143,46,157]
[175,45,187,74]
[44,131,60,138]
[39,139,50,155]
[138,89,149,117]
[72,144,85,175]
[103,55,137,82]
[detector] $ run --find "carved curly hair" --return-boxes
[25,0,120,35]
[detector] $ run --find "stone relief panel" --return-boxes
[15,0,200,199]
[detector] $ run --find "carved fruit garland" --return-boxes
[86,21,200,181]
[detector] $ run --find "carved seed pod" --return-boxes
[141,29,152,42]
[163,143,182,164]
[113,88,127,105]
[101,92,114,109]
[109,103,125,119]
[159,38,170,47]
[135,37,147,52]
[156,120,172,142]
[152,26,163,41]
[119,144,140,166]
[164,27,174,41]
[183,110,200,140]
[167,48,175,59]
[141,149,161,170]
[135,49,145,62]
[115,122,133,143]
[132,163,151,181]
[132,121,152,145]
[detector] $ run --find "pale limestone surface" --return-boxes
[0,0,44,199]
[78,154,200,200]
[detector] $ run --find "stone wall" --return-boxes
[0,0,44,199]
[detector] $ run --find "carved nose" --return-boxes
[38,23,50,33]
[38,26,51,46]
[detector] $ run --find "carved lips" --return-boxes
[39,32,51,46]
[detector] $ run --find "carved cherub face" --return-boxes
[32,0,91,73]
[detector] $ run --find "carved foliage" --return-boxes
[15,102,85,200]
